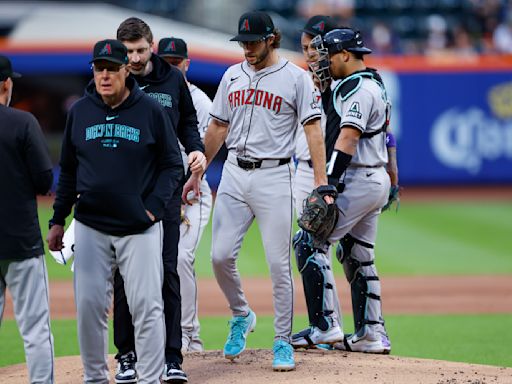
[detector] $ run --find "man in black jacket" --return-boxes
[113,17,205,384]
[0,55,54,384]
[47,40,183,384]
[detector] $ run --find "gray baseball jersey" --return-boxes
[178,83,213,352]
[211,57,321,158]
[334,78,388,167]
[210,57,320,340]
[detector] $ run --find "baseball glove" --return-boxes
[382,185,400,212]
[298,185,339,248]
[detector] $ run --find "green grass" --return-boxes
[1,314,511,368]
[39,201,512,280]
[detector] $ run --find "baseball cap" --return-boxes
[323,28,372,55]
[230,10,275,42]
[90,39,128,65]
[158,37,188,58]
[302,15,337,37]
[0,55,21,81]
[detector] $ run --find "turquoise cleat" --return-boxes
[272,339,295,371]
[223,309,257,360]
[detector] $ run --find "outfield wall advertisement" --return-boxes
[394,71,512,184]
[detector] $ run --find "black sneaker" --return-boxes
[115,351,137,383]
[162,362,188,383]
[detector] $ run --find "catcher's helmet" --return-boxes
[323,28,372,55]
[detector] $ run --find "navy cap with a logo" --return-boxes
[0,55,21,81]
[302,15,337,37]
[158,37,188,58]
[90,39,128,65]
[230,11,275,42]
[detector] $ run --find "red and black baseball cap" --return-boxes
[90,39,128,65]
[0,55,21,81]
[302,15,338,37]
[230,10,275,42]
[158,37,188,58]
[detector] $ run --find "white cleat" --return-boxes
[335,329,391,354]
[291,325,344,349]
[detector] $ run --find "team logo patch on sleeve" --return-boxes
[346,101,362,119]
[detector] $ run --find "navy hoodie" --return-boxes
[131,54,204,155]
[51,77,183,236]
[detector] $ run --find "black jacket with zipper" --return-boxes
[51,77,183,236]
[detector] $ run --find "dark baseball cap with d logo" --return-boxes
[90,39,128,65]
[302,15,337,37]
[0,55,21,81]
[230,11,275,42]
[158,37,188,58]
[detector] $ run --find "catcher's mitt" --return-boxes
[298,185,339,248]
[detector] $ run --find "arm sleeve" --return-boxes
[143,109,184,220]
[177,74,204,154]
[22,114,53,195]
[209,71,230,123]
[320,87,332,112]
[52,112,78,225]
[296,70,322,126]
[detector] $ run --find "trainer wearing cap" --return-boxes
[47,39,183,383]
[158,36,214,354]
[0,55,55,383]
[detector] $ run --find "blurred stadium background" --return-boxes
[1,0,512,189]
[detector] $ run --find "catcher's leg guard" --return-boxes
[337,234,385,334]
[293,230,336,332]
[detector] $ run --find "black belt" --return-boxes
[350,164,383,169]
[237,157,291,170]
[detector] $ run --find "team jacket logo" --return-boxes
[347,101,362,119]
[98,43,112,56]
[228,89,283,114]
[85,123,140,148]
[241,18,250,32]
[147,92,173,108]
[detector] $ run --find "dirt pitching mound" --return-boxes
[1,350,511,384]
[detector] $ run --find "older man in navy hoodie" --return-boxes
[47,39,183,384]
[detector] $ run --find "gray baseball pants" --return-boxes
[178,178,212,350]
[211,160,295,341]
[0,255,54,384]
[73,220,165,384]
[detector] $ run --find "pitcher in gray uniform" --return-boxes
[158,37,213,353]
[292,28,392,354]
[183,10,329,371]
[0,55,55,383]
